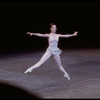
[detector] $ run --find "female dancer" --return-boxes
[24,23,78,80]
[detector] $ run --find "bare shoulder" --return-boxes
[45,33,50,37]
[45,33,49,35]
[57,34,62,37]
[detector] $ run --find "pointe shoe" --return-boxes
[64,74,70,80]
[24,67,33,73]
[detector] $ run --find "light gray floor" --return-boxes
[0,48,100,99]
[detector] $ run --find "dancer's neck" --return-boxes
[50,32,56,35]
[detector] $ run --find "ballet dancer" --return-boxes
[24,23,78,80]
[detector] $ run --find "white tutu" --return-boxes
[46,47,62,55]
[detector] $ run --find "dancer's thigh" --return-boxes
[53,55,62,66]
[39,51,52,63]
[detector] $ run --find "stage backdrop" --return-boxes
[0,1,100,53]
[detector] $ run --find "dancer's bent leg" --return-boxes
[24,51,52,73]
[53,55,70,80]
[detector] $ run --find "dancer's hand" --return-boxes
[27,32,33,36]
[73,31,78,36]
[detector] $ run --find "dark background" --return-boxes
[0,0,100,53]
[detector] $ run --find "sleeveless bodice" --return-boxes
[46,34,62,55]
[48,34,58,48]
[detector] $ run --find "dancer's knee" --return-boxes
[58,65,63,70]
[35,60,44,68]
[39,59,45,65]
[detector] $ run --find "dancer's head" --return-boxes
[50,23,57,33]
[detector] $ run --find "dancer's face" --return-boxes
[50,25,57,33]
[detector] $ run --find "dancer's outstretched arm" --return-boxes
[58,31,78,38]
[27,32,49,37]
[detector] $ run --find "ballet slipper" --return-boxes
[24,67,33,73]
[64,74,70,80]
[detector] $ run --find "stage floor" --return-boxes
[0,48,100,99]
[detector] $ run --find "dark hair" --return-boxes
[50,23,56,28]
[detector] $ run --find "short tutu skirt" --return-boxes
[46,47,62,55]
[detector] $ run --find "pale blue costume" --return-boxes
[46,34,62,55]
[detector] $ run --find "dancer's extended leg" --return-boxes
[24,51,52,73]
[53,55,70,80]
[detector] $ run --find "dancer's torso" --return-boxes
[47,33,62,55]
[48,33,59,48]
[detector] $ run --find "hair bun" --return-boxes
[50,23,56,28]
